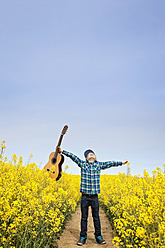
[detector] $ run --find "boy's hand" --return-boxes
[122,159,128,165]
[56,146,63,153]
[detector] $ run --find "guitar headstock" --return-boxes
[62,125,68,135]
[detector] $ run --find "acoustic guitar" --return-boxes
[44,125,68,180]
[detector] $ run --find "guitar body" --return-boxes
[44,152,64,180]
[44,125,68,180]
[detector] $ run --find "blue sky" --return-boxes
[0,0,165,176]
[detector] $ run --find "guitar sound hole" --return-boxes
[53,171,55,174]
[51,158,56,164]
[47,169,50,171]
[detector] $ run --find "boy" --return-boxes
[57,147,128,246]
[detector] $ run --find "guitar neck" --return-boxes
[53,125,68,160]
[57,134,63,147]
[54,134,64,158]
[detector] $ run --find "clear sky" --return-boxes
[0,0,165,176]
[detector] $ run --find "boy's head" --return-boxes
[84,149,97,163]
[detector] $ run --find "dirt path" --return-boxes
[57,205,116,248]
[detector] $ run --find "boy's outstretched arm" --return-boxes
[99,159,128,170]
[122,159,128,165]
[57,146,83,168]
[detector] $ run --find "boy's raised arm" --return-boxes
[57,146,83,168]
[99,159,128,170]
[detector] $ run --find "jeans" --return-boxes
[80,193,101,237]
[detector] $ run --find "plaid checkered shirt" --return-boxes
[62,150,122,195]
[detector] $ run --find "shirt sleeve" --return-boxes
[99,161,122,170]
[62,150,83,168]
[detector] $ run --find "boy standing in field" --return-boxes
[58,147,128,246]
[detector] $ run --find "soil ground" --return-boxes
[57,205,117,248]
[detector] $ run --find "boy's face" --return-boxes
[86,152,96,163]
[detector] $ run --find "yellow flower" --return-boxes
[99,167,165,247]
[0,141,81,247]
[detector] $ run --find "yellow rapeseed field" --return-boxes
[1,140,165,248]
[99,168,165,248]
[0,141,81,248]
